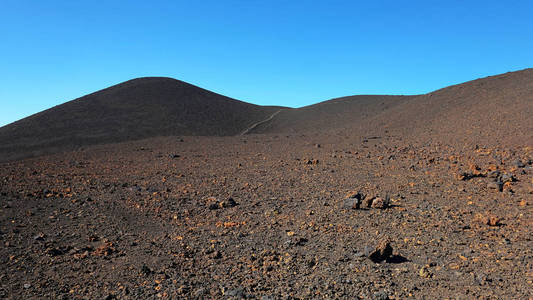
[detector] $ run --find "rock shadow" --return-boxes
[386,255,409,264]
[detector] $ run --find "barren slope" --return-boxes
[247,68,533,146]
[3,69,531,163]
[366,68,533,146]
[248,95,414,134]
[0,77,282,161]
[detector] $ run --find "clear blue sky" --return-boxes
[1,0,532,127]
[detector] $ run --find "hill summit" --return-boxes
[0,77,282,161]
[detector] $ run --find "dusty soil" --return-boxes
[1,132,532,299]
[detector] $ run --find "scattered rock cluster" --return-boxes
[458,164,521,193]
[343,191,391,210]
[305,159,320,165]
[474,213,502,227]
[207,197,238,210]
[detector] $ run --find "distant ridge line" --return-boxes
[0,68,531,162]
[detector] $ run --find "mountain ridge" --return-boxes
[1,68,531,162]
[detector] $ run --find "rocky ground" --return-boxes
[1,133,532,299]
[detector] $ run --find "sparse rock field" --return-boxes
[1,134,532,299]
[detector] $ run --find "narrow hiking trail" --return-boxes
[240,109,284,135]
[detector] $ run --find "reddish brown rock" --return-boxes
[368,239,393,263]
[371,196,390,209]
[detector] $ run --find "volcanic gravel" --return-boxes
[1,133,532,299]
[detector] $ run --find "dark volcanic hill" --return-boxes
[1,69,532,162]
[369,68,533,146]
[252,68,533,147]
[246,95,415,134]
[0,77,283,161]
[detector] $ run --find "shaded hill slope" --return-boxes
[247,95,414,134]
[0,77,282,161]
[368,68,533,146]
[251,68,533,148]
